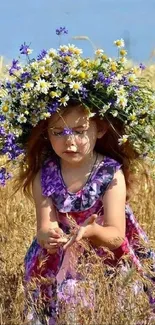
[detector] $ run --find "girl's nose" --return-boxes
[65,134,75,145]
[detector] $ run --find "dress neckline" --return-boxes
[57,154,105,195]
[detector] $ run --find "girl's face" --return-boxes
[47,106,105,164]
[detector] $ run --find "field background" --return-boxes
[0,57,155,325]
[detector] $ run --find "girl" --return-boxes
[23,103,155,324]
[0,39,155,324]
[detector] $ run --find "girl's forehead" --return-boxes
[48,107,90,128]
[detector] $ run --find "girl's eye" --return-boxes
[75,130,85,135]
[51,131,63,136]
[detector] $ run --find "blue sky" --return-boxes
[0,0,155,63]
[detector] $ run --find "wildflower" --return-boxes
[139,63,146,70]
[118,135,129,145]
[23,81,34,90]
[0,115,5,122]
[37,49,47,61]
[59,95,70,106]
[21,72,31,80]
[50,91,60,98]
[35,79,51,94]
[95,49,104,56]
[116,95,128,109]
[17,114,27,123]
[69,81,82,93]
[48,48,57,58]
[111,62,117,72]
[120,49,127,56]
[129,113,137,121]
[47,101,59,114]
[20,42,33,55]
[62,127,73,135]
[128,74,136,83]
[56,27,68,36]
[114,39,125,48]
[0,168,11,186]
[20,92,30,105]
[9,59,21,76]
[1,104,9,113]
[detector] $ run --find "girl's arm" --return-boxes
[64,169,126,251]
[32,171,59,232]
[85,168,126,249]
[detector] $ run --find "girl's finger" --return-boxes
[44,243,59,249]
[48,230,61,238]
[63,234,77,251]
[75,227,85,241]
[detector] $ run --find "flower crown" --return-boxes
[0,28,155,185]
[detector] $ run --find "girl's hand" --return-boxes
[63,214,97,251]
[37,227,68,254]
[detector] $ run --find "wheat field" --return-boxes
[0,58,155,325]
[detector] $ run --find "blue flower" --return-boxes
[62,127,73,135]
[56,27,68,36]
[9,59,21,76]
[0,168,11,186]
[6,81,11,89]
[20,72,31,80]
[131,86,139,92]
[139,63,146,70]
[98,72,112,86]
[0,115,5,122]
[80,86,88,99]
[98,72,105,83]
[0,126,6,136]
[47,101,59,114]
[37,50,47,61]
[15,82,22,90]
[20,42,31,55]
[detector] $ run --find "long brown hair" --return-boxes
[16,103,140,198]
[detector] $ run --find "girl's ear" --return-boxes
[97,120,109,139]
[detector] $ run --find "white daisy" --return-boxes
[118,135,129,145]
[69,81,82,93]
[59,95,70,106]
[35,79,51,94]
[17,114,27,123]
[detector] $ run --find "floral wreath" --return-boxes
[0,27,155,185]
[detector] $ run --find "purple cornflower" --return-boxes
[62,127,73,135]
[9,59,21,76]
[0,126,6,136]
[47,101,59,114]
[130,85,139,93]
[56,26,68,36]
[20,72,31,80]
[121,75,129,86]
[58,50,72,57]
[139,63,146,70]
[37,49,47,61]
[98,72,105,83]
[15,82,22,90]
[0,168,12,186]
[1,133,23,160]
[20,42,30,55]
[80,86,88,99]
[98,72,112,86]
[6,81,11,89]
[0,115,5,122]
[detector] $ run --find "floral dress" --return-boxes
[24,155,155,325]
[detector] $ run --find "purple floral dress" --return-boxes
[24,155,155,324]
